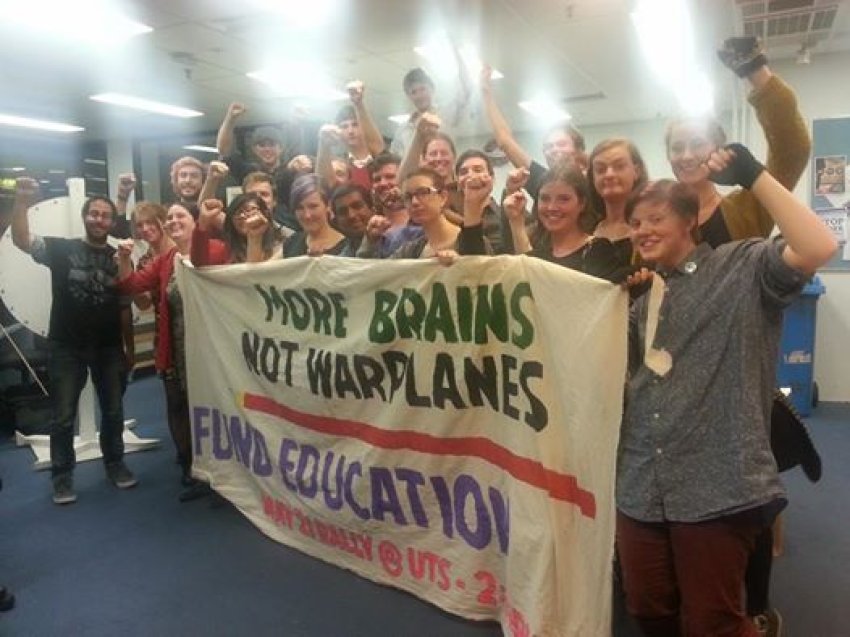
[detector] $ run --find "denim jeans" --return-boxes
[48,341,126,478]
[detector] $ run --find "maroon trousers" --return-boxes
[616,509,765,637]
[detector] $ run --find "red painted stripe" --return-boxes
[243,392,596,519]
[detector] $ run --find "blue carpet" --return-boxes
[0,377,847,636]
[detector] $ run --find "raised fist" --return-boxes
[287,155,313,174]
[14,177,39,202]
[227,102,247,119]
[480,64,494,92]
[199,199,225,231]
[118,173,136,195]
[347,80,365,105]
[244,212,269,238]
[116,238,135,258]
[319,124,342,145]
[417,112,442,136]
[503,190,528,223]
[460,172,493,207]
[505,167,530,195]
[365,215,392,241]
[208,161,229,180]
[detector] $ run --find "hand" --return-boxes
[287,155,313,173]
[15,177,40,204]
[505,167,530,195]
[244,212,269,238]
[227,102,247,120]
[319,124,342,145]
[117,173,136,197]
[208,160,229,180]
[116,239,135,259]
[717,36,767,78]
[480,64,494,93]
[199,199,225,231]
[621,267,655,290]
[503,190,528,224]
[706,143,764,190]
[435,249,459,266]
[365,215,392,242]
[416,112,441,136]
[347,80,365,105]
[460,172,493,210]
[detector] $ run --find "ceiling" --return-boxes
[1,0,849,145]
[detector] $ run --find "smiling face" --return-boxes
[543,130,577,169]
[136,216,163,246]
[629,200,696,268]
[252,139,282,170]
[402,174,446,227]
[82,199,114,244]
[537,180,583,235]
[175,166,203,202]
[424,138,455,180]
[334,190,374,237]
[591,144,640,203]
[296,191,331,235]
[371,162,403,211]
[164,204,196,245]
[667,121,715,186]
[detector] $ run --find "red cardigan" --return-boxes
[191,227,231,266]
[118,241,230,372]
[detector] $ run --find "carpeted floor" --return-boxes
[1,376,847,636]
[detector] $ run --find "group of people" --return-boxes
[7,35,837,636]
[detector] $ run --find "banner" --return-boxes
[179,255,628,636]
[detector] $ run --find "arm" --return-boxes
[112,173,136,238]
[356,216,392,258]
[398,113,439,181]
[709,145,836,273]
[316,125,342,192]
[348,81,385,157]
[245,213,271,263]
[216,103,246,159]
[10,178,40,253]
[480,66,532,170]
[197,161,229,221]
[446,43,472,130]
[503,191,532,254]
[192,199,227,266]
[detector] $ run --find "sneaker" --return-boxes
[52,475,77,505]
[178,480,212,502]
[753,608,783,637]
[106,461,138,489]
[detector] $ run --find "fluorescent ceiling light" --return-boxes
[11,167,26,172]
[247,65,347,101]
[388,114,410,125]
[0,113,84,133]
[518,100,571,122]
[632,0,713,116]
[248,0,334,29]
[183,145,219,154]
[0,0,152,44]
[89,94,204,118]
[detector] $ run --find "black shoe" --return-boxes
[52,475,77,505]
[178,480,212,502]
[106,461,138,489]
[0,586,15,612]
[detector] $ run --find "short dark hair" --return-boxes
[368,152,402,178]
[455,149,494,177]
[331,183,373,211]
[404,166,445,191]
[81,196,117,221]
[403,67,434,93]
[546,123,587,153]
[223,192,275,263]
[242,171,275,192]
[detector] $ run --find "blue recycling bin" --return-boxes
[776,276,825,416]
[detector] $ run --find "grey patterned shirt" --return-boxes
[618,238,808,523]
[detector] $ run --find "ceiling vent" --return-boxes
[736,0,840,44]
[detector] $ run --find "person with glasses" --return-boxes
[282,175,348,258]
[191,193,280,266]
[359,167,477,259]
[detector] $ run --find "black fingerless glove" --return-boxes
[717,36,768,78]
[709,143,765,190]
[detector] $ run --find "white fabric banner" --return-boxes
[178,255,627,636]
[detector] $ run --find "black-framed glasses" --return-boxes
[402,186,440,204]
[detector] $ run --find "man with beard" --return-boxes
[330,184,376,256]
[169,156,205,206]
[11,178,137,504]
[357,152,423,258]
